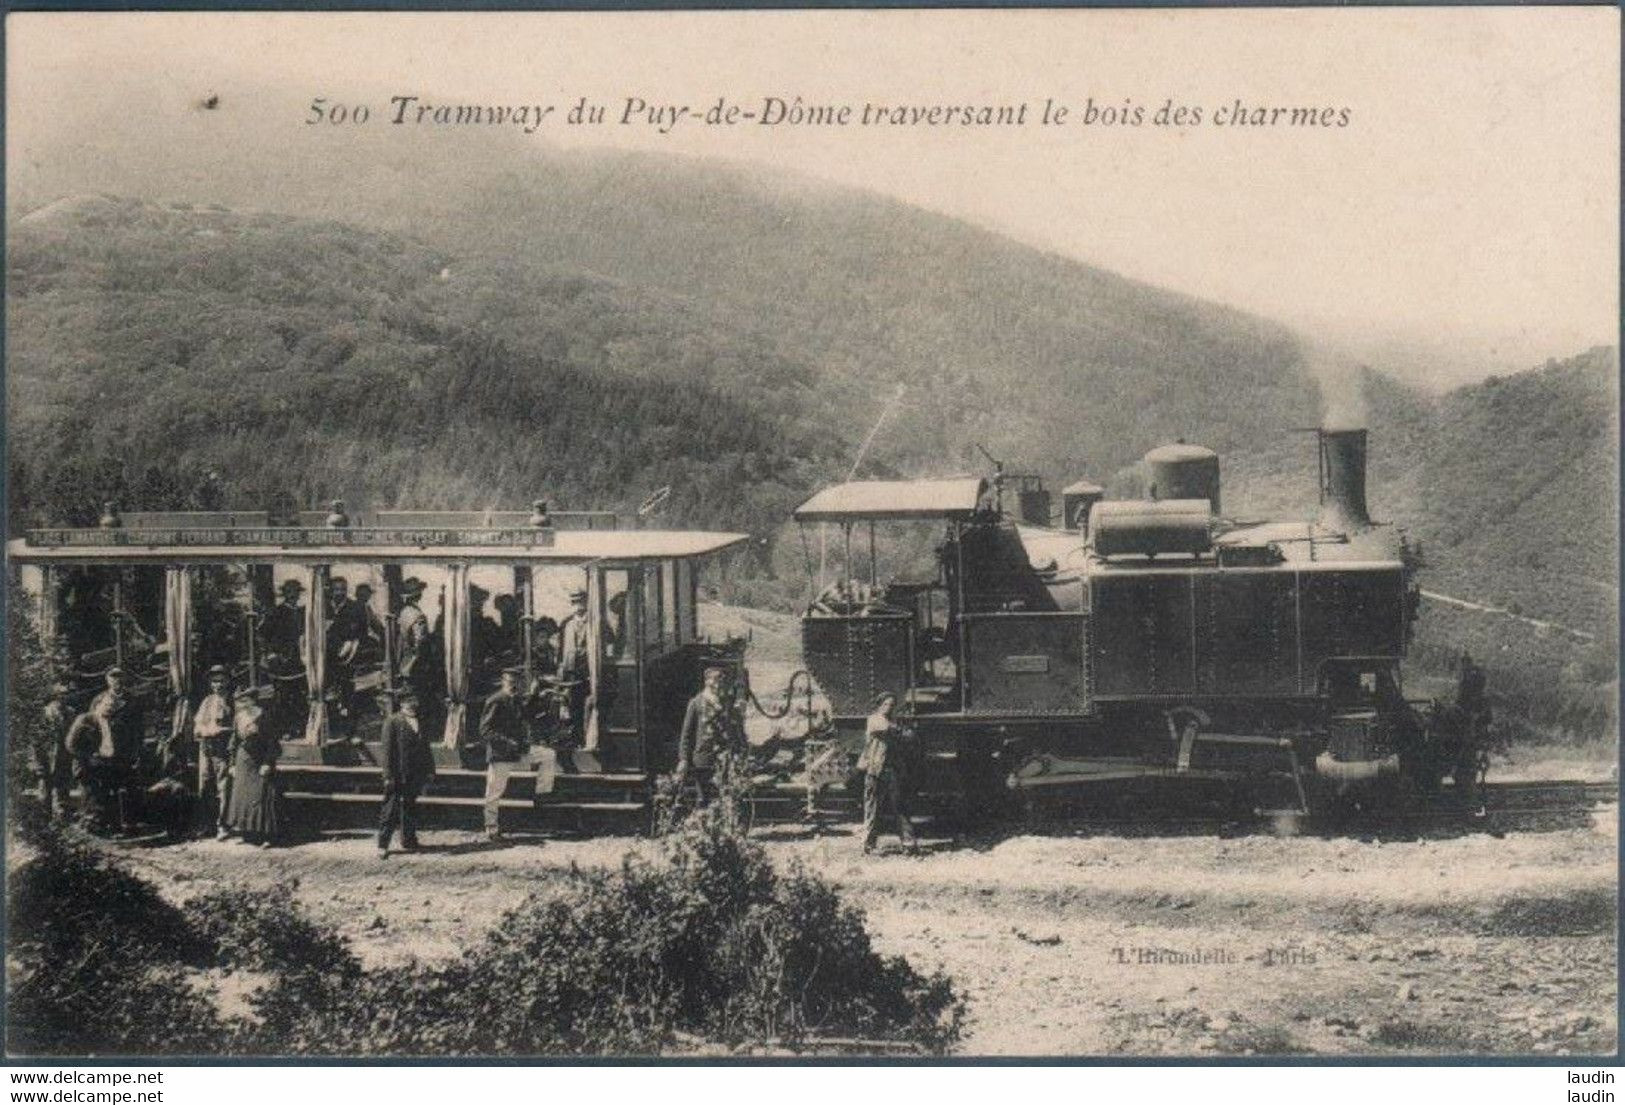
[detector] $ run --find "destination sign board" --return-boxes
[25,526,558,549]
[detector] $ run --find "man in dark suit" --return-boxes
[478,667,527,840]
[377,689,436,857]
[260,579,306,738]
[326,576,367,731]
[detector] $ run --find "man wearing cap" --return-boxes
[70,669,141,832]
[377,689,436,857]
[478,667,528,840]
[194,665,236,840]
[675,666,737,805]
[35,681,75,820]
[396,576,432,697]
[556,588,594,746]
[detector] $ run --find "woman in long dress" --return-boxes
[224,690,283,848]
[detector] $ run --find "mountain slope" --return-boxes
[5,196,839,553]
[9,74,1323,485]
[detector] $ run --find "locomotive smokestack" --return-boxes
[1318,428,1371,531]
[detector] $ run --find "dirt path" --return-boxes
[113,799,1618,1058]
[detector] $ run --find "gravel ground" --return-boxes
[113,795,1618,1058]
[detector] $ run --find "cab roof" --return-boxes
[793,478,989,522]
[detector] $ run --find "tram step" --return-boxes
[281,791,646,814]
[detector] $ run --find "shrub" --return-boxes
[8,830,204,970]
[247,799,963,1056]
[6,829,225,1056]
[186,880,359,978]
[9,786,963,1057]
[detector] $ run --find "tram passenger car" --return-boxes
[794,429,1457,815]
[10,506,748,831]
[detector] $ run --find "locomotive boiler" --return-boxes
[794,428,1463,816]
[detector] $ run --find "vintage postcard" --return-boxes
[4,8,1619,1066]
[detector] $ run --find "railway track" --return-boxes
[965,778,1621,839]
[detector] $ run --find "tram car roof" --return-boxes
[7,526,749,567]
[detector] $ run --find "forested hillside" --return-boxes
[9,73,1324,486]
[5,196,839,570]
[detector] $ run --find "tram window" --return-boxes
[603,570,630,659]
[643,565,665,652]
[662,561,680,645]
[673,561,694,643]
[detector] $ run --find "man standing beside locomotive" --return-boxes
[674,666,736,806]
[478,667,528,841]
[859,691,919,855]
[193,664,236,840]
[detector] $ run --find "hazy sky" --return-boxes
[10,9,1619,380]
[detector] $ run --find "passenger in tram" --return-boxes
[193,664,236,840]
[468,583,505,682]
[260,578,307,738]
[352,582,388,665]
[396,576,430,682]
[326,576,367,726]
[556,588,593,747]
[260,578,305,659]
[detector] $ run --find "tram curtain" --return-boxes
[302,564,329,744]
[35,566,60,649]
[442,563,472,748]
[163,567,194,756]
[585,569,602,751]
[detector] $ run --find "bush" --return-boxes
[9,790,963,1057]
[251,800,963,1056]
[8,830,204,970]
[6,830,224,1056]
[186,880,359,979]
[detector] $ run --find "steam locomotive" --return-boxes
[793,428,1480,816]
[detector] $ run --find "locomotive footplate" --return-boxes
[1006,731,1310,815]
